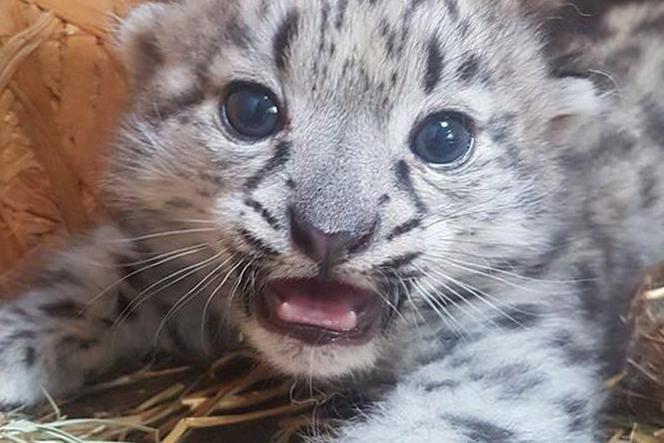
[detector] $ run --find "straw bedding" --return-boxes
[0,1,661,442]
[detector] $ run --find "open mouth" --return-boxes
[256,278,385,346]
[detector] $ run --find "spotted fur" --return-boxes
[1,1,663,442]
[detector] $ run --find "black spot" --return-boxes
[318,2,330,56]
[551,331,592,364]
[423,36,444,94]
[40,301,82,319]
[273,9,300,70]
[457,54,480,82]
[522,232,572,278]
[484,363,543,397]
[422,379,460,392]
[32,268,80,288]
[23,347,36,367]
[639,165,658,209]
[562,398,589,433]
[447,416,514,442]
[487,113,516,143]
[244,142,291,191]
[446,0,459,20]
[336,0,349,29]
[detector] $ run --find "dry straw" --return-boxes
[0,1,662,442]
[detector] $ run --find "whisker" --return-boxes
[411,280,467,336]
[370,268,409,324]
[225,259,255,323]
[435,256,576,296]
[108,227,218,243]
[422,266,522,328]
[84,244,209,312]
[199,252,242,345]
[415,265,496,328]
[112,249,225,333]
[423,251,585,285]
[151,252,233,349]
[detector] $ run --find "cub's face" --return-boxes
[107,0,598,379]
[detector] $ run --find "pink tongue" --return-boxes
[276,292,358,332]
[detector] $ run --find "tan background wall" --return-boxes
[0,0,140,293]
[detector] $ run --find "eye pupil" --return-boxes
[223,85,281,138]
[411,112,474,167]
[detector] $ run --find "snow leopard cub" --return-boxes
[1,0,663,441]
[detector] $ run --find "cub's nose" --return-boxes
[289,208,377,264]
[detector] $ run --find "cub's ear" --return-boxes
[113,2,168,88]
[550,75,604,119]
[545,74,606,142]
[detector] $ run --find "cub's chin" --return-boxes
[239,277,390,379]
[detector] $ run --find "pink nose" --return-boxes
[289,208,377,264]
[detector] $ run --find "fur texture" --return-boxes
[1,1,663,441]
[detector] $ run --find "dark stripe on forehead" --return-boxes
[273,9,300,71]
[457,54,480,82]
[387,218,422,241]
[423,36,444,94]
[244,141,291,191]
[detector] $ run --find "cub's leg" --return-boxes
[0,226,172,407]
[328,286,607,443]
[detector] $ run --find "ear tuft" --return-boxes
[114,2,167,87]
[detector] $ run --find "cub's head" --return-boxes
[107,0,600,379]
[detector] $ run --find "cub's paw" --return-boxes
[0,363,46,409]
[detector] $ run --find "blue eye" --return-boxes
[223,84,281,139]
[411,112,474,167]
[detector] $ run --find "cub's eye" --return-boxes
[411,112,474,167]
[223,84,281,139]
